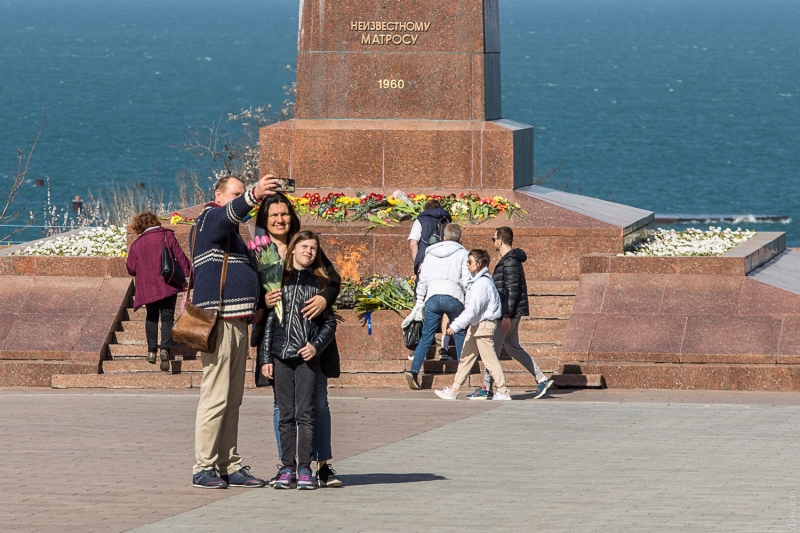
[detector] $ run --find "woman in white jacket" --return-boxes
[435,249,512,401]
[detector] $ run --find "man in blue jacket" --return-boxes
[191,174,278,489]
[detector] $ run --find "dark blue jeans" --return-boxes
[410,294,466,375]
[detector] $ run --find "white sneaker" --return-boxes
[407,353,414,361]
[492,391,512,401]
[435,387,458,400]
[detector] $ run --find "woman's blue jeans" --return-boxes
[410,294,466,375]
[273,362,332,462]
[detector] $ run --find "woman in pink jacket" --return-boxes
[126,211,191,371]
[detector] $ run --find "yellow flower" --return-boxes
[170,215,182,225]
[413,194,427,202]
[387,197,401,206]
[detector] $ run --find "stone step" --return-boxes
[332,373,458,389]
[551,374,605,388]
[527,280,579,296]
[479,357,562,375]
[52,373,194,389]
[560,362,800,391]
[102,359,256,374]
[113,331,146,345]
[501,343,562,359]
[527,295,575,307]
[339,360,407,373]
[120,321,146,333]
[517,329,565,344]
[107,344,203,358]
[52,371,258,389]
[517,318,569,332]
[0,361,98,387]
[525,306,572,319]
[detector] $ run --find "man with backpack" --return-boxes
[467,226,554,400]
[407,199,454,360]
[408,199,452,276]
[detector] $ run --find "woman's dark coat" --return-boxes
[126,226,191,310]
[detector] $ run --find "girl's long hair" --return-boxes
[282,230,329,290]
[254,192,301,242]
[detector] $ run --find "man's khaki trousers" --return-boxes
[193,318,248,475]
[451,320,508,395]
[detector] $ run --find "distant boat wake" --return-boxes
[654,214,792,224]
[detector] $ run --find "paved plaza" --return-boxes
[1,388,799,533]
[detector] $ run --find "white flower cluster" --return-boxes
[624,227,756,257]
[12,226,128,257]
[450,200,470,214]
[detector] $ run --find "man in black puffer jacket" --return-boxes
[467,227,554,400]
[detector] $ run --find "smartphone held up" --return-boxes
[273,178,295,193]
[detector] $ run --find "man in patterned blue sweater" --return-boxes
[191,174,278,489]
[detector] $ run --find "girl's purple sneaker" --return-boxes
[272,466,296,489]
[297,467,316,490]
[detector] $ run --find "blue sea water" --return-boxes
[1,0,799,244]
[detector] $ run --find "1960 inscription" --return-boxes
[350,20,431,46]
[378,79,405,89]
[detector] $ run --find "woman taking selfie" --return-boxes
[253,193,343,488]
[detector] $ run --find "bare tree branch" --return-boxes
[0,107,47,241]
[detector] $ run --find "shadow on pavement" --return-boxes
[512,387,581,401]
[338,473,447,486]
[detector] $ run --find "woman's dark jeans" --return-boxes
[273,356,319,470]
[410,294,466,375]
[273,362,332,462]
[144,294,177,353]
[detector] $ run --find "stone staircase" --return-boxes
[51,300,250,389]
[52,281,602,390]
[333,280,601,390]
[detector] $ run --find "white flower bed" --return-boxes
[624,227,756,257]
[12,226,128,257]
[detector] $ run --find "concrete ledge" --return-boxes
[0,361,98,387]
[722,231,785,273]
[580,232,786,276]
[516,185,654,236]
[0,228,129,277]
[560,362,800,391]
[749,249,800,296]
[0,255,128,277]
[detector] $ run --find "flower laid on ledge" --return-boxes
[161,212,195,225]
[12,226,128,257]
[624,227,756,257]
[247,190,525,227]
[338,276,416,318]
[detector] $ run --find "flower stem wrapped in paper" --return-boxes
[247,234,284,322]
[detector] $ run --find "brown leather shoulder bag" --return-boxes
[172,226,229,352]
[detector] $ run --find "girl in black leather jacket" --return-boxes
[259,230,336,490]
